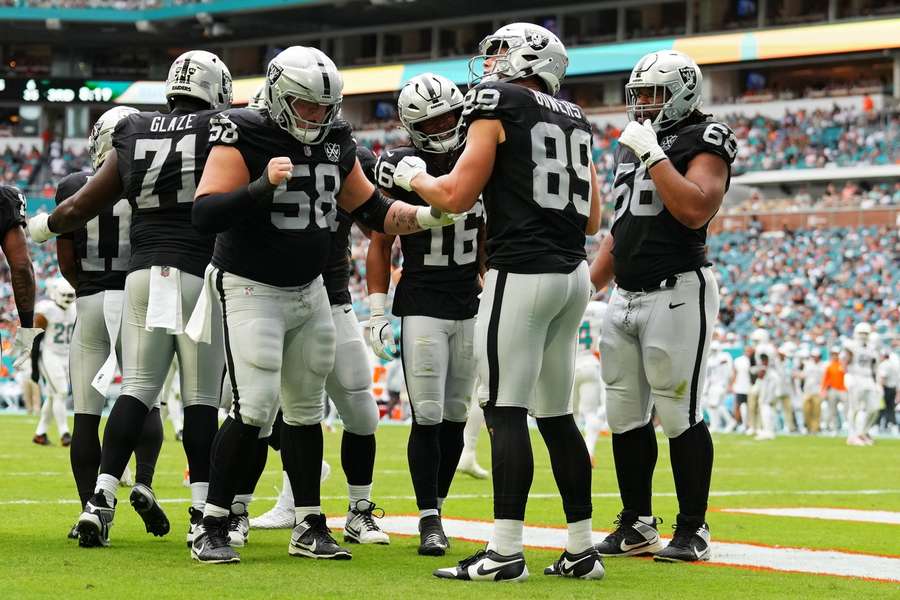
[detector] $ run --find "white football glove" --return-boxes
[12,327,43,369]
[618,119,667,169]
[415,206,466,229]
[367,293,398,361]
[392,155,427,191]
[28,213,57,244]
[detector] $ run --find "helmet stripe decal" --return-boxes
[178,57,192,84]
[420,75,436,100]
[317,59,331,97]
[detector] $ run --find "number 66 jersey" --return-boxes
[609,116,736,290]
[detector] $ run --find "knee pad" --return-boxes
[237,319,284,372]
[302,320,336,378]
[412,398,444,426]
[443,394,470,423]
[643,345,679,395]
[336,389,379,436]
[599,339,623,386]
[332,339,371,391]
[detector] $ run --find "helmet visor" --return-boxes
[625,83,672,124]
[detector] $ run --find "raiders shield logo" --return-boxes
[267,63,284,86]
[527,29,549,50]
[679,66,697,89]
[325,142,340,162]
[660,135,678,151]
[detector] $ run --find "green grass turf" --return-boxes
[1,414,899,599]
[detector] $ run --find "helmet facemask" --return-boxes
[467,34,554,91]
[270,88,341,144]
[407,108,464,154]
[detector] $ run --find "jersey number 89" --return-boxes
[531,123,592,217]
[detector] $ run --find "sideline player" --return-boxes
[368,72,482,556]
[574,297,608,466]
[589,50,736,562]
[32,278,75,446]
[29,50,233,548]
[390,23,604,581]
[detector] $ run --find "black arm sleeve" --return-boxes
[192,174,275,234]
[30,332,44,383]
[350,188,396,234]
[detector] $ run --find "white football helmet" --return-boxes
[626,50,703,131]
[88,105,139,171]
[48,277,75,309]
[468,23,568,95]
[165,50,233,111]
[265,46,343,144]
[247,84,266,110]
[398,73,465,153]
[853,322,872,343]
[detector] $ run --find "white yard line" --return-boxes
[719,507,900,525]
[326,515,900,583]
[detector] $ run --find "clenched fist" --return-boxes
[266,157,294,187]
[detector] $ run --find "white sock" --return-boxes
[277,471,295,511]
[463,399,484,451]
[94,473,118,506]
[190,482,209,511]
[489,519,523,556]
[348,484,372,508]
[295,506,320,524]
[53,396,69,436]
[204,503,229,519]
[36,397,52,436]
[419,508,439,519]
[232,494,252,515]
[436,497,446,511]
[638,515,656,525]
[566,518,593,554]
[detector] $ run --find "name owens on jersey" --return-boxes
[461,81,592,275]
[113,109,219,278]
[207,109,358,288]
[609,114,736,290]
[55,172,131,298]
[376,146,484,320]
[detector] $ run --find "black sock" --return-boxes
[267,410,284,451]
[134,408,163,487]
[98,395,149,478]
[484,406,533,521]
[280,423,323,508]
[207,416,260,510]
[341,432,375,487]
[436,420,466,501]
[70,414,102,507]
[669,421,714,523]
[182,405,218,484]
[537,414,592,523]
[611,422,657,516]
[407,421,440,511]
[236,437,270,497]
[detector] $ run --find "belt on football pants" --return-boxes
[616,275,678,294]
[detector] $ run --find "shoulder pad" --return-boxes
[55,172,89,204]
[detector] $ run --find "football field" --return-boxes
[2,415,899,599]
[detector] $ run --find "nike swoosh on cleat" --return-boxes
[475,559,520,577]
[668,302,685,309]
[560,556,592,574]
[620,539,650,552]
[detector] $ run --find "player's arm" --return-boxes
[1,225,35,327]
[405,119,501,214]
[366,231,396,296]
[56,237,78,290]
[192,145,255,232]
[586,161,602,235]
[648,153,728,229]
[29,155,122,242]
[337,157,459,235]
[589,233,615,293]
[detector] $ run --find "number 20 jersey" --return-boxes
[609,116,736,290]
[462,81,592,275]
[376,146,483,320]
[55,172,131,297]
[113,109,219,278]
[208,108,357,287]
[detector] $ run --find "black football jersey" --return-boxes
[56,172,131,297]
[0,185,26,236]
[609,116,736,290]
[113,109,218,278]
[376,146,483,320]
[208,109,357,287]
[461,81,592,274]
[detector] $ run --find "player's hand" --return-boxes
[392,156,427,191]
[415,206,466,229]
[12,327,43,369]
[619,119,667,169]
[27,213,56,244]
[367,293,398,361]
[266,157,294,186]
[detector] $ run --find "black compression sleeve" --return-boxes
[30,331,44,382]
[192,173,276,234]
[350,188,396,233]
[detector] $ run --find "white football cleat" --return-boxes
[119,465,135,487]
[228,508,250,547]
[249,505,295,529]
[456,451,489,479]
[344,500,390,545]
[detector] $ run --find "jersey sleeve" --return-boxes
[374,147,419,204]
[674,121,738,167]
[0,185,27,236]
[330,121,358,180]
[461,81,523,125]
[206,109,269,176]
[54,173,88,241]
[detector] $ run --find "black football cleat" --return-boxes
[654,518,711,563]
[433,548,528,582]
[543,547,605,579]
[418,514,449,556]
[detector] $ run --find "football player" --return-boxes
[456,391,489,479]
[703,341,735,432]
[390,23,603,582]
[55,106,169,540]
[31,277,75,446]
[574,297,608,466]
[1,185,38,389]
[588,50,736,562]
[844,323,879,446]
[367,72,483,556]
[29,50,233,548]
[187,46,462,564]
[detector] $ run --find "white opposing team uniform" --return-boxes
[573,301,607,455]
[844,340,880,437]
[703,350,734,432]
[35,298,76,437]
